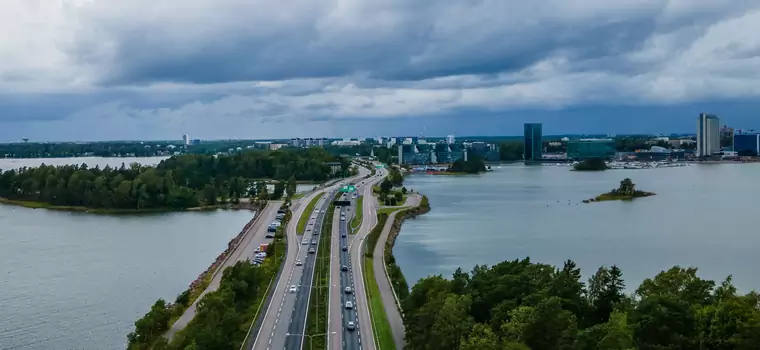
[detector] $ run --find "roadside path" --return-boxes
[167,202,280,339]
[371,194,421,349]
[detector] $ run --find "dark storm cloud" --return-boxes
[68,0,713,86]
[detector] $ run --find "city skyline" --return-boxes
[2,1,760,141]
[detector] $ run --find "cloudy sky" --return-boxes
[2,0,760,142]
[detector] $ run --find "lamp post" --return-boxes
[285,331,337,350]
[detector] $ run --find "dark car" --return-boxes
[342,246,347,251]
[341,265,348,271]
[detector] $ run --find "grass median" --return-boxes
[362,211,396,350]
[304,192,339,350]
[350,195,363,234]
[297,192,325,234]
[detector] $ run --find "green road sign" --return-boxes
[339,185,357,193]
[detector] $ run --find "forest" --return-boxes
[0,148,349,210]
[404,258,760,350]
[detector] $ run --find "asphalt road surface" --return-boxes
[347,168,386,350]
[167,202,280,339]
[252,170,367,350]
[328,206,344,350]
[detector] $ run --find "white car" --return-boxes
[296,260,303,266]
[289,285,297,293]
[346,321,356,331]
[345,301,353,309]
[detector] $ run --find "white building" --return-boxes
[182,134,190,145]
[446,135,455,144]
[697,113,720,157]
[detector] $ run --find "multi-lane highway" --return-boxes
[166,202,280,339]
[252,169,368,350]
[348,167,386,350]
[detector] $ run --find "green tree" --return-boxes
[285,176,297,198]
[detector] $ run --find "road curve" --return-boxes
[347,166,387,350]
[372,194,422,349]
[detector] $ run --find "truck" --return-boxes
[259,243,269,252]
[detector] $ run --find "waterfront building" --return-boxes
[566,139,616,160]
[524,123,543,162]
[697,113,720,157]
[635,146,687,161]
[468,141,501,161]
[734,133,760,155]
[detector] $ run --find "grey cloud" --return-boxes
[66,0,759,86]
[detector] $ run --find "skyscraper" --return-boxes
[182,134,190,146]
[524,123,542,162]
[446,135,455,144]
[697,113,720,157]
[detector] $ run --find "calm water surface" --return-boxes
[0,206,254,350]
[395,163,760,292]
[0,157,168,170]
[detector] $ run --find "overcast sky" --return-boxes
[2,0,760,142]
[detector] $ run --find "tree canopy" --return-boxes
[404,258,760,350]
[0,148,344,210]
[448,154,486,173]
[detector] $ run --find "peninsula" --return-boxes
[584,178,655,203]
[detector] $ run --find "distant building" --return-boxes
[697,113,720,157]
[720,125,735,145]
[254,141,272,149]
[566,139,616,160]
[182,134,190,146]
[524,123,542,162]
[734,133,760,155]
[446,135,455,144]
[635,146,686,161]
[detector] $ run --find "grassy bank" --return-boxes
[297,192,325,234]
[304,192,338,350]
[363,256,396,350]
[587,191,656,203]
[350,195,363,233]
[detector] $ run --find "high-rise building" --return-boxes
[697,113,720,157]
[446,135,455,144]
[734,132,760,155]
[523,123,542,162]
[182,134,190,146]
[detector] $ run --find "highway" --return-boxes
[166,202,280,339]
[347,167,386,350]
[252,169,368,350]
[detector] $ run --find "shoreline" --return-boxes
[0,197,255,214]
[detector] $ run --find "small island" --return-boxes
[583,178,655,203]
[438,155,487,174]
[573,157,608,171]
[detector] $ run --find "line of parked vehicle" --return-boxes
[252,207,289,266]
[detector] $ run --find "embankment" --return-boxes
[383,196,430,302]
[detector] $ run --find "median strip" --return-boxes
[297,192,325,234]
[350,195,363,234]
[362,213,396,350]
[304,192,339,350]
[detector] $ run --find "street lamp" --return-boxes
[285,331,337,349]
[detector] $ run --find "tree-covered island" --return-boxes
[584,178,655,203]
[0,148,350,212]
[444,154,487,174]
[573,158,608,171]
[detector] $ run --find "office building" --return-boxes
[446,135,455,144]
[182,134,190,146]
[524,123,543,162]
[734,133,760,155]
[697,113,720,157]
[566,139,616,160]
